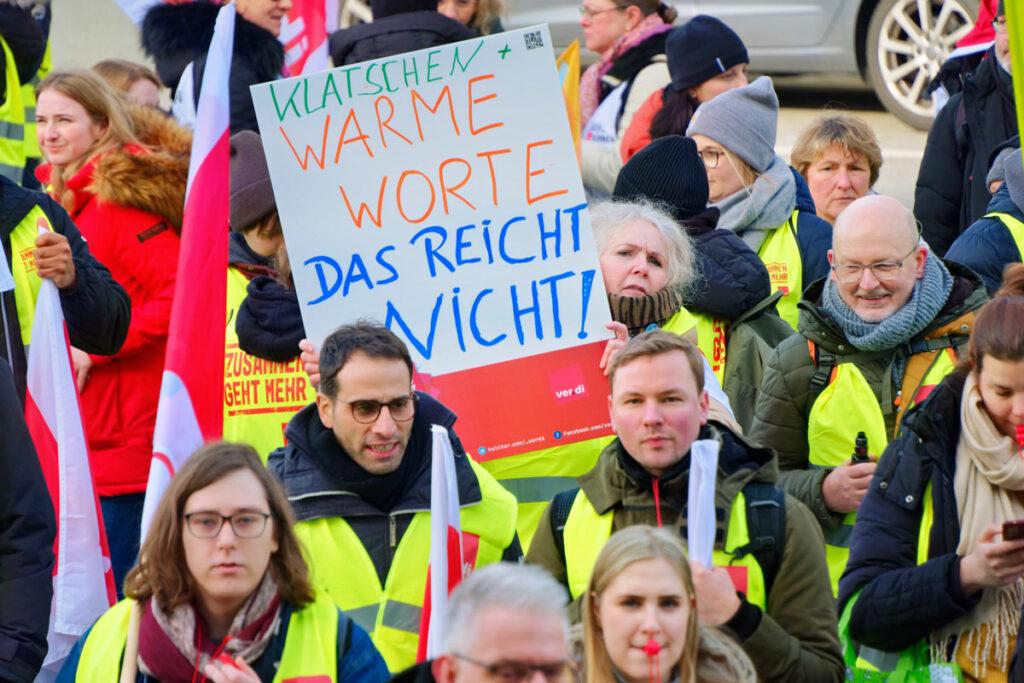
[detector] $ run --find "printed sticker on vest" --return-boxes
[708,320,726,375]
[19,245,35,274]
[224,344,310,418]
[766,262,789,288]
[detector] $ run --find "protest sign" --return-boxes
[251,26,613,459]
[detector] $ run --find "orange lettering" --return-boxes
[279,116,330,171]
[374,95,413,149]
[396,170,436,224]
[411,86,460,142]
[438,157,475,214]
[476,148,511,207]
[334,108,374,164]
[467,74,502,135]
[525,140,568,205]
[339,176,388,228]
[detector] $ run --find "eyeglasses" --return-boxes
[698,148,724,169]
[184,512,271,539]
[343,393,418,424]
[452,653,576,682]
[992,17,1007,33]
[578,4,624,19]
[830,245,919,283]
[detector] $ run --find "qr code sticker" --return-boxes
[524,30,544,50]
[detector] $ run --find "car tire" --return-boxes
[865,0,978,130]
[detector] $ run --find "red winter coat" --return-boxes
[37,108,190,496]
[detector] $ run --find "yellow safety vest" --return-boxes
[75,591,340,682]
[293,459,517,673]
[984,211,1024,261]
[7,205,53,347]
[757,210,803,330]
[0,36,25,183]
[222,267,315,462]
[22,40,50,162]
[838,483,963,680]
[664,307,727,385]
[562,489,768,609]
[808,349,959,595]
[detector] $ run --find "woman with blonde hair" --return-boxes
[93,59,163,108]
[437,0,504,36]
[35,69,186,597]
[582,525,756,683]
[56,442,388,682]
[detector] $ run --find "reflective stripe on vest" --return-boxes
[222,267,315,462]
[0,36,25,183]
[562,489,767,610]
[838,483,961,680]
[293,459,517,673]
[23,41,49,161]
[984,211,1024,262]
[75,593,339,682]
[808,354,957,595]
[8,207,54,348]
[757,210,802,330]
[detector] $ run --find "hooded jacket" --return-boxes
[0,360,55,682]
[746,262,988,531]
[526,424,843,683]
[0,177,130,402]
[789,167,833,291]
[269,395,521,587]
[914,48,1018,256]
[838,367,982,652]
[236,275,305,362]
[36,107,189,497]
[141,1,285,134]
[329,11,474,66]
[946,182,1024,295]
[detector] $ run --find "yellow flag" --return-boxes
[556,40,581,162]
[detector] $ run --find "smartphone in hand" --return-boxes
[1003,520,1024,541]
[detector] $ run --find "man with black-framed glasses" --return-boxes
[748,194,988,596]
[268,322,521,674]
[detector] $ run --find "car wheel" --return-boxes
[865,0,978,130]
[339,0,372,28]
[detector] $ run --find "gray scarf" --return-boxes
[712,155,796,252]
[821,253,953,381]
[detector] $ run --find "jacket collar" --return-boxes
[0,177,44,242]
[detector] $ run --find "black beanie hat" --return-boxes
[229,130,276,233]
[613,136,709,223]
[370,0,437,19]
[666,15,749,93]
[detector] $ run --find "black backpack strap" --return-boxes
[728,481,787,597]
[808,344,836,404]
[550,487,580,567]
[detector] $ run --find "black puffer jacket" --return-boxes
[0,360,55,682]
[914,48,1018,256]
[141,1,285,133]
[236,275,305,362]
[329,11,473,66]
[946,183,1024,295]
[838,367,980,652]
[0,178,131,401]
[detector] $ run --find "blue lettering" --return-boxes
[510,280,542,345]
[451,286,466,352]
[375,245,399,285]
[578,269,596,339]
[304,255,343,305]
[454,224,482,266]
[539,270,574,338]
[565,202,587,253]
[538,210,560,260]
[499,216,534,265]
[410,225,455,277]
[470,288,506,346]
[343,254,373,296]
[385,295,444,360]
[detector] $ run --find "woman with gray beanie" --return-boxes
[687,76,832,330]
[620,14,749,162]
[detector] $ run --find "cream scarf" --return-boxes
[929,373,1024,675]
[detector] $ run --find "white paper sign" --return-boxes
[0,238,13,293]
[687,438,721,568]
[251,26,610,376]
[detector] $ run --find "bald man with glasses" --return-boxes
[746,195,988,595]
[268,322,521,673]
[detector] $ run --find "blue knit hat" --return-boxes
[666,16,748,93]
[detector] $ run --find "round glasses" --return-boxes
[578,4,624,19]
[452,653,577,682]
[830,246,918,283]
[343,393,418,424]
[698,148,724,169]
[184,512,271,539]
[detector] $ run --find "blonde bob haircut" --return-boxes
[589,199,698,295]
[123,442,315,612]
[582,526,755,683]
[790,113,883,186]
[37,70,140,210]
[92,59,162,97]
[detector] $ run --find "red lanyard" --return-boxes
[644,639,661,683]
[191,620,233,683]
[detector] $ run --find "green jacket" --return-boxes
[526,424,843,683]
[746,263,987,531]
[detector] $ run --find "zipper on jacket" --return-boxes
[389,514,397,550]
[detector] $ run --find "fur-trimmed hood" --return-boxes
[141,0,284,93]
[90,106,191,230]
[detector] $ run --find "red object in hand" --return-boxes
[643,639,661,656]
[215,654,240,670]
[1016,424,1024,450]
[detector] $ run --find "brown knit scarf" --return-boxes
[608,288,685,336]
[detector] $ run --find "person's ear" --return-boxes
[914,245,927,279]
[316,392,335,429]
[698,389,709,426]
[432,656,456,683]
[592,592,603,629]
[623,4,643,28]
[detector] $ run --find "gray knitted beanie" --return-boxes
[685,75,779,174]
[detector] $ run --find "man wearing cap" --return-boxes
[915,0,1017,256]
[224,130,315,459]
[612,134,791,429]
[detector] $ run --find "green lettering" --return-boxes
[426,50,442,82]
[402,55,420,88]
[269,80,302,122]
[361,63,385,96]
[451,40,485,75]
[320,73,344,109]
[381,60,400,93]
[302,78,326,115]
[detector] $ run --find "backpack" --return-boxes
[548,480,787,596]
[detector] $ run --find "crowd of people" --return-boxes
[2,0,1024,681]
